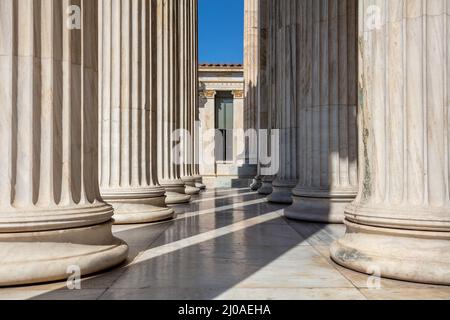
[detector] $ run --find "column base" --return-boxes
[258,183,273,195]
[182,177,201,195]
[165,192,192,204]
[102,187,175,224]
[250,176,262,191]
[284,190,355,223]
[185,186,201,195]
[110,203,175,224]
[160,180,192,204]
[195,182,206,190]
[0,221,128,287]
[258,176,275,195]
[331,220,450,285]
[267,180,296,204]
[194,175,206,190]
[285,197,346,223]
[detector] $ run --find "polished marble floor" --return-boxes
[2,188,450,300]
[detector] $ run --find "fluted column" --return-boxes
[179,0,200,195]
[285,0,358,223]
[245,0,260,190]
[157,0,191,204]
[99,0,175,224]
[257,0,275,196]
[267,0,298,204]
[0,0,128,286]
[331,0,450,284]
[190,0,205,190]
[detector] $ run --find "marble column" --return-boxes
[257,0,275,196]
[331,0,450,284]
[191,1,205,190]
[245,0,260,190]
[179,0,200,195]
[285,0,358,223]
[157,0,191,204]
[0,0,128,286]
[267,0,298,204]
[99,0,175,224]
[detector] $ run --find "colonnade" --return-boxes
[0,0,200,286]
[1,0,449,288]
[249,0,450,284]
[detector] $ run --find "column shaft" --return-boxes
[191,0,206,190]
[99,0,174,224]
[267,0,299,204]
[285,0,359,223]
[257,0,276,195]
[157,0,192,204]
[180,0,200,195]
[244,0,260,189]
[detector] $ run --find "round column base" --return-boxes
[284,196,350,223]
[164,192,191,205]
[267,184,295,204]
[110,203,175,224]
[331,220,450,285]
[160,181,192,204]
[193,176,206,190]
[102,188,175,224]
[258,183,273,195]
[185,186,201,195]
[250,177,262,191]
[195,182,206,190]
[182,177,201,195]
[0,221,128,287]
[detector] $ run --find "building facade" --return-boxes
[198,64,256,188]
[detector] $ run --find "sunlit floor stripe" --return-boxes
[111,198,269,234]
[133,210,284,264]
[200,187,251,196]
[191,191,259,204]
[179,198,268,220]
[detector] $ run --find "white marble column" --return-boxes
[285,0,358,223]
[0,0,128,286]
[99,0,175,224]
[190,0,206,190]
[245,0,260,190]
[179,0,200,195]
[331,0,450,284]
[157,0,191,204]
[267,0,298,204]
[257,0,275,196]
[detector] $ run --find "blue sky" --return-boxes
[198,0,244,64]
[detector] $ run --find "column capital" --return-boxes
[232,90,244,99]
[203,90,217,99]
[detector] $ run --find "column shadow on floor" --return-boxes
[29,189,330,300]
